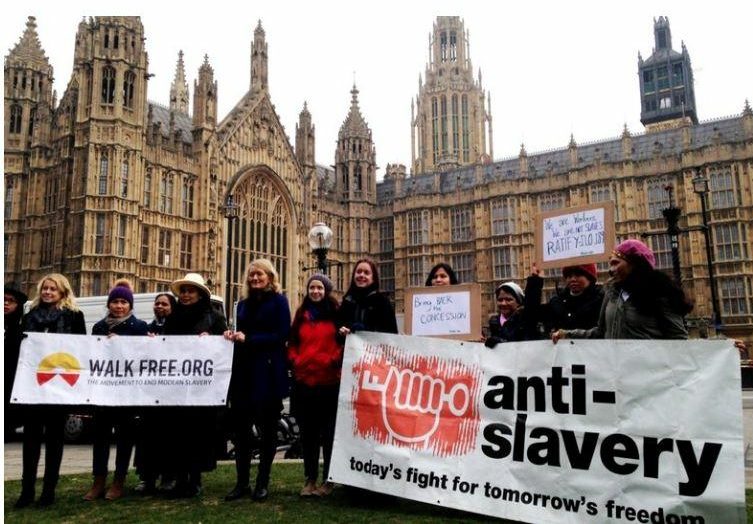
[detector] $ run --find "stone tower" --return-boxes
[411,16,493,174]
[638,16,698,129]
[335,84,376,203]
[295,101,315,169]
[3,16,55,282]
[250,20,268,93]
[192,55,218,132]
[169,50,190,114]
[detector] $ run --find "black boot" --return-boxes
[224,484,251,501]
[14,482,35,509]
[38,483,56,507]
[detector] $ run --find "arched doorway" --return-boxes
[225,168,294,313]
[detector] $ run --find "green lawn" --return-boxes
[4,464,752,523]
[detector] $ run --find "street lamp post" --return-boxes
[307,222,334,274]
[223,194,239,320]
[661,184,683,285]
[692,172,723,335]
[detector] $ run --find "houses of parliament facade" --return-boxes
[4,16,752,341]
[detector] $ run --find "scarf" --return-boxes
[104,312,133,332]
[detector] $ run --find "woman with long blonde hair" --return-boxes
[16,273,86,508]
[223,259,290,502]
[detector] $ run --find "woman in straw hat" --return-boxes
[223,259,291,502]
[161,273,227,498]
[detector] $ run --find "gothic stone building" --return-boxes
[4,16,753,341]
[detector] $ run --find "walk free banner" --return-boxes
[11,333,233,406]
[329,333,745,523]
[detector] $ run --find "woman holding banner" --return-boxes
[162,273,227,498]
[223,259,291,502]
[424,262,459,287]
[84,280,149,501]
[337,258,398,340]
[288,274,342,497]
[5,282,27,442]
[552,239,691,342]
[16,273,86,508]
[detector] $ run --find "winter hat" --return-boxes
[495,281,525,304]
[307,273,333,295]
[4,281,28,305]
[613,239,656,269]
[562,264,598,283]
[108,279,134,308]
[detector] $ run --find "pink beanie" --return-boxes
[613,239,656,269]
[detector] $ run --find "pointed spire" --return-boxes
[568,134,577,148]
[8,16,51,70]
[170,50,190,114]
[255,19,265,36]
[519,143,527,157]
[622,123,631,138]
[250,20,268,92]
[340,83,370,138]
[743,99,752,116]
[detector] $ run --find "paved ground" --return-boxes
[3,442,296,481]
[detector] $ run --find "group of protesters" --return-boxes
[4,238,746,509]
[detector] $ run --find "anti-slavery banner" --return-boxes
[11,332,233,406]
[330,333,745,524]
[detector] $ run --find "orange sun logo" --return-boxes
[36,352,82,386]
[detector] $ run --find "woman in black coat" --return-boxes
[17,273,86,508]
[84,280,148,501]
[337,258,398,342]
[223,258,291,502]
[485,281,538,347]
[162,273,226,498]
[5,282,28,441]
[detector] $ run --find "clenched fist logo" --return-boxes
[352,344,481,457]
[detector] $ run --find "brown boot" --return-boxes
[105,475,126,501]
[83,475,107,501]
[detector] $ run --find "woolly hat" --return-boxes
[562,264,598,283]
[613,239,656,269]
[108,279,134,308]
[4,282,28,306]
[495,281,525,304]
[171,273,211,298]
[306,273,333,295]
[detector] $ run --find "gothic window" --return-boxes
[140,226,149,264]
[720,277,749,316]
[659,96,671,109]
[182,178,194,218]
[354,221,362,252]
[657,29,667,49]
[440,96,448,154]
[450,253,475,283]
[450,206,473,242]
[113,31,119,49]
[714,223,746,261]
[354,164,362,192]
[341,164,349,189]
[709,167,738,209]
[40,230,53,266]
[5,181,13,220]
[143,168,152,207]
[643,70,654,93]
[28,108,36,136]
[646,178,671,219]
[440,32,447,62]
[449,32,457,61]
[461,95,469,162]
[492,247,517,280]
[123,71,135,109]
[101,66,116,104]
[92,274,102,296]
[337,222,344,251]
[408,256,429,286]
[589,183,612,204]
[673,91,686,108]
[9,105,23,134]
[117,215,127,256]
[647,235,672,271]
[120,160,129,198]
[158,230,172,267]
[104,29,110,48]
[406,209,430,246]
[452,95,459,154]
[44,178,58,213]
[657,67,669,90]
[379,262,395,296]
[95,213,106,254]
[160,174,173,214]
[491,198,516,236]
[98,153,109,195]
[672,63,684,84]
[538,193,565,212]
[378,219,394,253]
[180,234,193,269]
[431,97,439,164]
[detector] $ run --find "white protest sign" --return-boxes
[404,284,482,339]
[330,332,745,523]
[535,202,615,269]
[11,333,233,406]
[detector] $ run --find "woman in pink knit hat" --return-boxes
[553,239,692,341]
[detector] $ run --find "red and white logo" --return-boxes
[351,343,481,456]
[36,352,81,387]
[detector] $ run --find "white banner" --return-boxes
[10,332,233,406]
[330,333,746,524]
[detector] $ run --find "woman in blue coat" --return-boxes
[224,258,291,502]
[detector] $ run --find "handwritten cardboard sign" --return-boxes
[535,202,615,269]
[404,284,481,340]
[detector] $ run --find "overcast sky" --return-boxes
[4,1,752,178]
